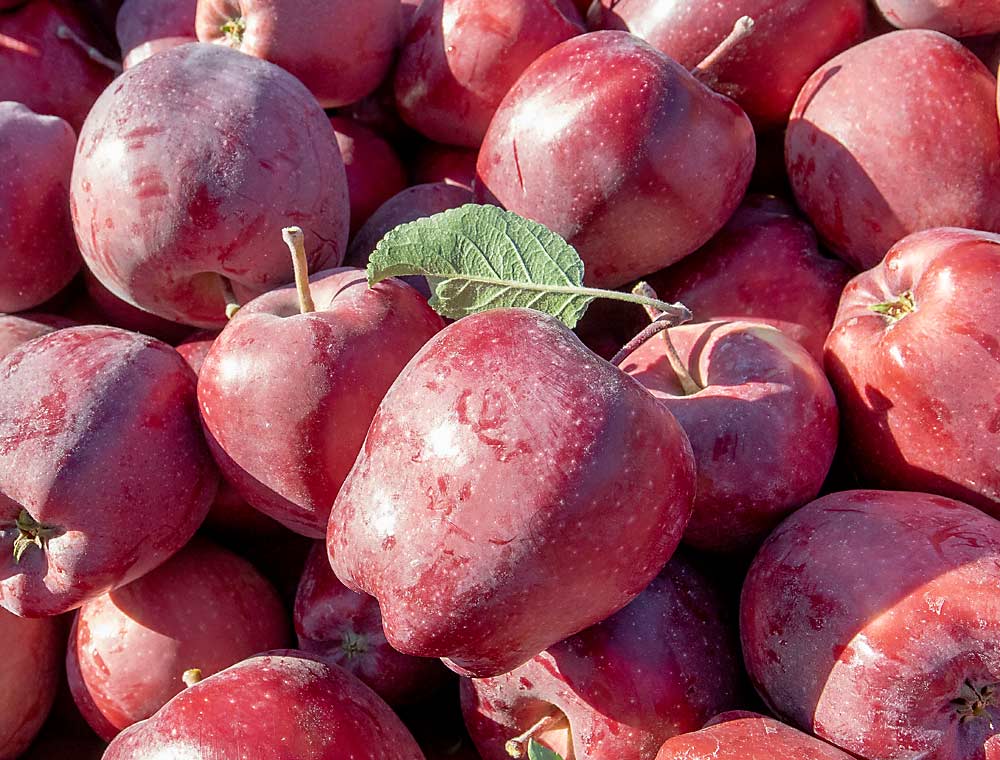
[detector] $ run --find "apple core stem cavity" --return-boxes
[870,290,916,321]
[282,226,315,314]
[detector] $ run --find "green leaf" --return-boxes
[367,204,593,328]
[527,740,563,760]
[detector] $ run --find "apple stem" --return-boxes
[56,25,123,74]
[11,509,60,564]
[220,277,241,319]
[505,711,567,758]
[691,16,754,87]
[282,226,315,314]
[870,290,916,321]
[182,668,203,687]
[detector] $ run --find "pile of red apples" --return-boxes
[2,0,1000,758]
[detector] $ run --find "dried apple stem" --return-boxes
[12,509,60,563]
[505,711,567,758]
[220,277,241,319]
[56,25,123,74]
[182,668,203,687]
[282,226,315,314]
[691,16,754,85]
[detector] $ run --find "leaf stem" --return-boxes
[505,711,566,758]
[282,226,315,314]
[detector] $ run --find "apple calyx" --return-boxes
[870,290,916,322]
[12,508,60,564]
[182,668,203,687]
[55,24,123,74]
[220,17,246,46]
[340,630,368,660]
[505,711,568,758]
[281,226,315,314]
[691,16,755,91]
[952,679,997,723]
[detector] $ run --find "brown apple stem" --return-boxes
[505,711,567,758]
[610,316,675,367]
[281,226,315,314]
[181,668,203,687]
[220,276,241,319]
[56,25,123,74]
[691,16,754,86]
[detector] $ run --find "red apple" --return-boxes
[394,0,584,147]
[786,30,1000,270]
[328,308,696,677]
[647,195,853,363]
[195,0,400,108]
[330,116,408,234]
[102,651,426,759]
[295,542,450,705]
[67,537,289,740]
[116,0,196,59]
[82,270,193,344]
[476,31,755,288]
[874,0,1000,36]
[0,102,81,312]
[0,608,61,758]
[0,313,75,360]
[71,42,349,328]
[0,326,217,617]
[462,553,744,759]
[121,34,196,68]
[741,489,1000,759]
[409,142,478,189]
[825,227,1000,519]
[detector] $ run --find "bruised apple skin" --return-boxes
[824,228,1000,519]
[0,609,61,759]
[0,326,217,617]
[741,490,1000,760]
[328,308,696,678]
[102,652,427,760]
[70,43,349,328]
[476,31,755,289]
[786,30,1000,271]
[873,0,1000,36]
[623,320,838,554]
[462,553,744,759]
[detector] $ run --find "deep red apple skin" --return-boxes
[122,34,197,68]
[476,31,755,289]
[623,320,838,554]
[70,42,349,329]
[0,608,61,759]
[102,651,426,759]
[199,268,445,537]
[655,712,856,760]
[82,270,193,344]
[588,0,866,130]
[462,553,744,759]
[394,0,584,147]
[116,0,196,58]
[330,116,408,234]
[0,102,81,313]
[196,0,400,108]
[295,542,450,705]
[647,195,852,362]
[824,227,1000,519]
[409,142,478,189]
[0,326,217,617]
[786,30,1000,271]
[328,308,696,678]
[0,1,116,131]
[67,537,288,740]
[874,0,1000,36]
[742,490,1000,759]
[0,313,75,361]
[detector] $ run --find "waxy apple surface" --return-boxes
[328,308,696,677]
[874,0,1000,36]
[330,116,407,234]
[0,608,61,759]
[0,313,74,361]
[741,490,1000,759]
[116,0,196,58]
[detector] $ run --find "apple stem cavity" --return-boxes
[691,15,755,87]
[504,711,568,758]
[281,226,315,314]
[340,630,368,660]
[220,16,247,46]
[12,509,60,564]
[220,276,241,319]
[182,668,203,687]
[55,25,123,74]
[870,290,916,321]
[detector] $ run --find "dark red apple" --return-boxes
[476,31,755,288]
[71,42,349,328]
[874,0,1000,36]
[0,102,80,312]
[102,651,426,759]
[195,0,400,108]
[409,142,478,189]
[0,608,61,758]
[647,195,853,362]
[0,313,75,360]
[295,542,450,705]
[462,553,744,759]
[121,34,196,68]
[394,0,584,147]
[328,308,696,677]
[588,0,866,130]
[742,489,1000,759]
[67,537,289,740]
[330,116,408,234]
[116,0,196,59]
[0,326,217,617]
[82,270,193,344]
[786,30,1000,270]
[825,227,1000,519]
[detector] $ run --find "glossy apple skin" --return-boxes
[874,0,1000,36]
[476,31,755,289]
[623,320,838,554]
[462,553,743,759]
[409,142,477,189]
[116,0,196,59]
[786,30,1000,271]
[122,34,197,68]
[330,116,408,234]
[825,228,1000,519]
[102,651,426,759]
[0,326,217,617]
[199,268,445,537]
[0,1,116,131]
[742,490,1000,759]
[647,195,852,362]
[328,308,696,678]
[67,537,288,740]
[295,542,450,705]
[0,313,75,360]
[71,42,349,329]
[0,608,61,759]
[0,102,81,312]
[655,712,855,760]
[394,0,584,147]
[196,0,400,108]
[588,0,866,130]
